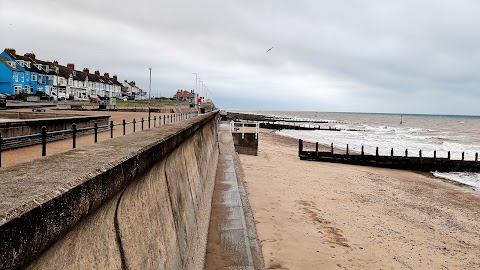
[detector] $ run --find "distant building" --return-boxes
[122,81,143,98]
[173,89,197,103]
[0,48,134,99]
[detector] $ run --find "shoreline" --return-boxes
[274,130,480,192]
[239,129,480,269]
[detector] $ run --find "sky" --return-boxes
[1,0,480,115]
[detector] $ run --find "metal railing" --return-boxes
[0,111,199,168]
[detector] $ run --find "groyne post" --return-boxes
[448,151,451,160]
[346,144,349,156]
[72,124,77,149]
[315,142,319,157]
[361,145,364,156]
[434,150,436,159]
[419,150,422,158]
[462,152,465,161]
[41,126,47,156]
[376,147,379,157]
[391,148,394,157]
[94,123,98,143]
[298,139,303,157]
[476,153,478,162]
[164,116,166,125]
[331,143,334,156]
[405,149,408,157]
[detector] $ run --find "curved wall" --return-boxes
[0,112,219,270]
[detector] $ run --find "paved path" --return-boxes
[204,122,264,269]
[0,108,192,168]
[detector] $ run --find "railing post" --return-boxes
[298,139,303,157]
[405,149,408,157]
[133,119,136,132]
[141,118,144,130]
[110,121,114,138]
[154,116,157,127]
[41,126,47,156]
[361,145,364,156]
[163,115,165,125]
[346,144,349,156]
[315,142,319,157]
[0,131,3,168]
[448,151,450,160]
[123,119,126,135]
[72,123,77,149]
[148,115,151,129]
[94,123,98,143]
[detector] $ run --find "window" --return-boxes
[21,73,24,82]
[9,62,16,68]
[14,85,22,94]
[37,87,43,92]
[31,74,37,81]
[59,78,64,85]
[18,61,24,67]
[15,72,18,82]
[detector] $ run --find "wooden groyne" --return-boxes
[298,139,480,173]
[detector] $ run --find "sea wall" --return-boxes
[0,111,219,269]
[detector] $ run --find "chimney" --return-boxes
[83,68,89,74]
[124,80,127,83]
[53,60,59,65]
[131,81,135,85]
[95,70,100,75]
[67,63,75,70]
[113,75,117,80]
[5,48,16,56]
[24,52,36,59]
[104,72,109,78]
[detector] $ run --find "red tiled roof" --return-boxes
[174,90,195,98]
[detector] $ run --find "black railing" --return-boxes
[0,111,199,168]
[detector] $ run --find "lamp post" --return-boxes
[148,68,152,121]
[192,73,198,106]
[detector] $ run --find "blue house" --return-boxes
[0,56,25,95]
[0,49,47,94]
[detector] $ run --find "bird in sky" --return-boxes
[266,47,274,53]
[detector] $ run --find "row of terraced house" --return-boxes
[0,48,146,99]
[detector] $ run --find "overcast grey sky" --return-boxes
[1,0,479,115]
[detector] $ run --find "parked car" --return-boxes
[89,97,101,103]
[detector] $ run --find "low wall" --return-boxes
[232,133,258,156]
[0,113,110,138]
[0,111,219,269]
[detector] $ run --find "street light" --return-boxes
[192,73,198,106]
[148,67,152,121]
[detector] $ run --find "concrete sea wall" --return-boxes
[0,111,219,269]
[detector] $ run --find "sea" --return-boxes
[238,111,480,189]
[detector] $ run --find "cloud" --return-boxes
[1,0,480,115]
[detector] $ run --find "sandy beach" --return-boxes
[239,129,480,269]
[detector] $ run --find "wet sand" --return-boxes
[239,129,480,269]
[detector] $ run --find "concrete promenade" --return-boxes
[204,122,263,269]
